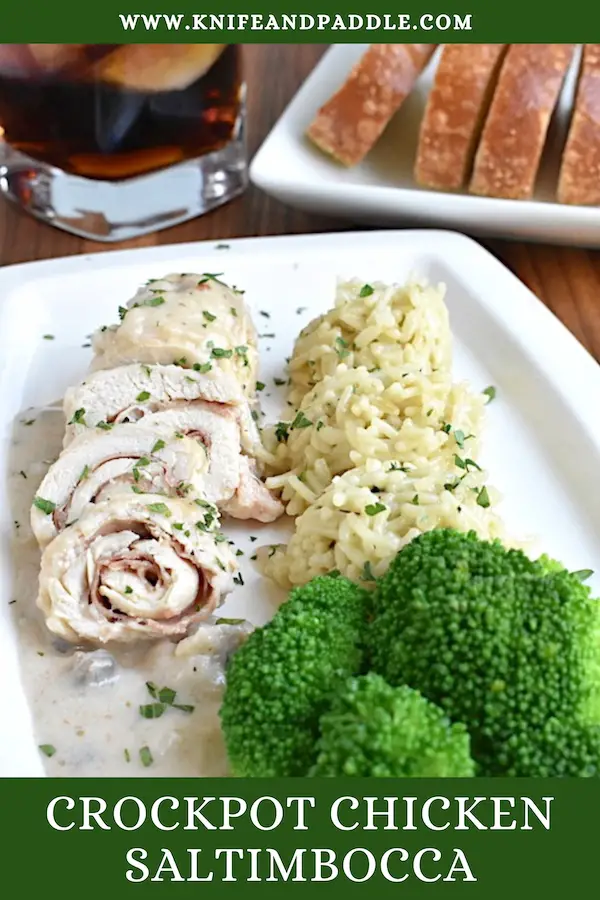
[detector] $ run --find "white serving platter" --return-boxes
[2,229,600,776]
[250,44,600,247]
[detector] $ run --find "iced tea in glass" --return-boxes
[0,44,247,240]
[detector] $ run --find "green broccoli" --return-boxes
[369,528,600,777]
[309,674,475,777]
[220,575,370,776]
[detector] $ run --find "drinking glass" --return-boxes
[0,44,247,241]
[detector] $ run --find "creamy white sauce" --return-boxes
[8,407,255,777]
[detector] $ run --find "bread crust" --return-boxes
[414,44,507,190]
[469,44,575,200]
[557,45,600,205]
[307,44,436,167]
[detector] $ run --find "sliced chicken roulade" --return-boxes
[135,406,283,524]
[32,410,282,548]
[62,362,262,459]
[91,273,259,396]
[31,424,223,549]
[36,494,236,644]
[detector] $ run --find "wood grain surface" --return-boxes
[1,44,600,362]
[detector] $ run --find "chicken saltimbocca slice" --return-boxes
[36,494,236,644]
[62,362,266,462]
[31,425,215,548]
[90,274,259,396]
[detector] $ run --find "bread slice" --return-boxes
[414,44,507,191]
[557,45,600,205]
[469,44,575,200]
[307,44,436,167]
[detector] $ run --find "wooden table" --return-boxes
[2,44,600,361]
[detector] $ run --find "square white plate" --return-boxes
[250,45,600,247]
[2,229,600,776]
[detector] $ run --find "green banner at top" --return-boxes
[2,0,600,42]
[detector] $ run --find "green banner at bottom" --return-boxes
[1,778,595,896]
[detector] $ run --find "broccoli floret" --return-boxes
[309,674,475,777]
[369,528,600,776]
[220,575,370,776]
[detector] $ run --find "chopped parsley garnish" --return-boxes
[365,502,386,516]
[316,420,325,431]
[43,334,54,340]
[142,295,165,308]
[211,347,233,359]
[255,381,265,392]
[216,243,230,250]
[411,495,420,505]
[131,486,144,494]
[233,572,245,586]
[273,377,287,386]
[216,617,245,625]
[361,561,377,582]
[453,430,466,448]
[68,408,86,425]
[78,465,90,482]
[96,420,113,430]
[259,333,275,339]
[203,311,216,323]
[335,336,350,360]
[483,385,497,403]
[19,470,27,479]
[142,365,152,376]
[118,306,128,320]
[259,310,270,318]
[235,549,244,557]
[275,422,290,442]
[250,536,257,542]
[476,486,491,508]
[39,744,56,758]
[151,439,166,454]
[230,306,238,317]
[174,357,188,367]
[192,362,212,373]
[139,746,153,767]
[198,272,225,285]
[441,422,452,434]
[137,456,150,468]
[139,703,166,719]
[136,391,150,402]
[296,306,306,314]
[572,569,594,581]
[33,496,56,515]
[291,410,312,430]
[124,748,131,763]
[444,477,463,492]
[454,455,467,470]
[359,284,374,297]
[388,462,408,472]
[146,502,171,516]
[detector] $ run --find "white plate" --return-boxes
[2,229,600,776]
[250,45,600,247]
